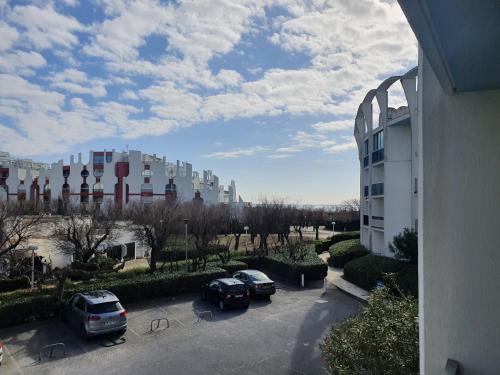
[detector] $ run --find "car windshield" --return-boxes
[87,302,122,314]
[226,284,246,294]
[249,273,270,282]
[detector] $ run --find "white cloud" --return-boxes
[0,51,46,75]
[9,5,86,49]
[0,22,19,50]
[311,120,352,132]
[203,146,270,159]
[48,68,107,97]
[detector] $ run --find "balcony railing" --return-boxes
[372,148,384,164]
[371,216,384,229]
[371,183,384,196]
[363,155,369,167]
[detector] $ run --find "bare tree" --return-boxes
[227,205,245,250]
[0,201,43,258]
[292,207,307,241]
[128,200,181,272]
[308,208,326,240]
[183,203,226,270]
[53,204,116,263]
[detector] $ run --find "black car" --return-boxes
[232,270,276,298]
[201,278,250,311]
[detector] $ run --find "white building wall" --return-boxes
[419,53,500,374]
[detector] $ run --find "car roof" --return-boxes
[217,278,245,286]
[80,290,119,305]
[240,269,266,276]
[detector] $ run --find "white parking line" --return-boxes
[3,344,24,375]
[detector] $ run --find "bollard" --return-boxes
[301,273,304,288]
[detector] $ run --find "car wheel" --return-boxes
[80,324,89,339]
[218,300,225,311]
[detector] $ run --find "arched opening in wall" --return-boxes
[93,181,103,208]
[30,179,40,204]
[372,100,381,130]
[141,181,153,204]
[62,183,70,202]
[81,183,89,204]
[43,179,51,206]
[387,81,408,122]
[18,181,26,201]
[165,178,177,202]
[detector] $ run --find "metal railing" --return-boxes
[371,183,384,196]
[372,148,385,164]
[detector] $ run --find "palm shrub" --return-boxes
[320,288,419,375]
[389,228,418,265]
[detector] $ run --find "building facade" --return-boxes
[0,149,240,207]
[354,67,418,256]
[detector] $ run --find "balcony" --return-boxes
[363,155,369,168]
[364,185,369,198]
[371,216,384,229]
[372,148,385,164]
[371,183,384,196]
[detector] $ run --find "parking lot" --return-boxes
[0,279,362,375]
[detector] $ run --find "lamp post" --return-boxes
[332,221,336,238]
[184,219,189,272]
[244,226,249,252]
[28,245,38,290]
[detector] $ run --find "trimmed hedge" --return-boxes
[208,260,248,275]
[343,254,415,293]
[314,231,360,254]
[328,239,369,268]
[0,268,227,329]
[262,251,328,283]
[0,277,30,293]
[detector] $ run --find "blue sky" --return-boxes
[0,0,416,204]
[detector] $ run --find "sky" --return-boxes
[0,0,417,204]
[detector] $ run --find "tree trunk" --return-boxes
[234,234,241,250]
[315,226,319,240]
[298,227,303,241]
[150,247,158,271]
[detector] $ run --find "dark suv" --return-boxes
[202,278,250,311]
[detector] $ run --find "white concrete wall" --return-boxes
[419,53,500,374]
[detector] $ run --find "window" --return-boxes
[87,302,122,314]
[74,297,85,311]
[93,155,104,164]
[364,140,369,156]
[414,178,418,194]
[373,130,384,151]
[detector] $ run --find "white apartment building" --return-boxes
[354,67,418,256]
[0,149,239,207]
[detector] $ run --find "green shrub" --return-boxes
[232,255,263,269]
[320,288,419,375]
[0,277,30,293]
[343,254,406,291]
[0,268,227,329]
[389,228,418,265]
[314,231,360,254]
[331,231,360,245]
[328,239,369,268]
[0,294,57,328]
[207,260,248,275]
[263,250,327,283]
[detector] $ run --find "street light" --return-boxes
[183,219,189,272]
[27,245,38,290]
[331,221,336,238]
[244,226,249,252]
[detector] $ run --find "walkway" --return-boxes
[318,252,371,302]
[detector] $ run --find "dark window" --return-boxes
[414,178,418,194]
[363,215,369,226]
[364,140,369,156]
[74,297,85,311]
[87,302,122,314]
[224,284,246,294]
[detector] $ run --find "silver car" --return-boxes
[63,290,127,338]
